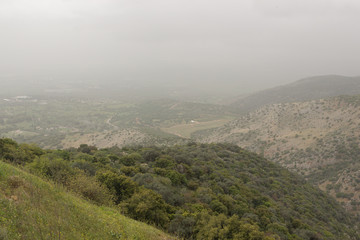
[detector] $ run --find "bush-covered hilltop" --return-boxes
[1,139,359,239]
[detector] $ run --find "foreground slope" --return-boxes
[230,75,360,113]
[1,139,359,239]
[0,161,172,240]
[195,95,360,216]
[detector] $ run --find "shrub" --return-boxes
[0,227,8,240]
[154,155,174,169]
[120,166,139,177]
[166,170,187,186]
[120,188,173,228]
[168,213,196,239]
[96,170,137,204]
[120,153,142,166]
[68,173,113,205]
[71,160,97,176]
[27,157,74,185]
[210,200,228,214]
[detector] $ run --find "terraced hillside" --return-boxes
[195,95,360,216]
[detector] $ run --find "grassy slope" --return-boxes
[0,161,173,240]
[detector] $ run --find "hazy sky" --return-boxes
[1,0,360,94]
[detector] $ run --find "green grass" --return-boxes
[0,161,174,240]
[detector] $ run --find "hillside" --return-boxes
[230,75,360,113]
[1,139,359,239]
[0,161,173,240]
[194,95,360,216]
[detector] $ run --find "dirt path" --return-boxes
[106,117,119,130]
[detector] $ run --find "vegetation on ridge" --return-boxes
[195,95,360,217]
[1,138,358,239]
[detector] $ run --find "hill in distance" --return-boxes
[7,74,360,150]
[230,75,360,113]
[194,95,360,216]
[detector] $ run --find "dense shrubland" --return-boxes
[0,138,358,239]
[195,95,360,215]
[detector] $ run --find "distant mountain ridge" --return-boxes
[230,75,360,113]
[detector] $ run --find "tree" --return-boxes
[120,187,173,228]
[96,170,137,204]
[120,153,142,166]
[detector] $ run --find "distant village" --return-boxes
[3,96,47,104]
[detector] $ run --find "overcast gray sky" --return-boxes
[1,0,360,94]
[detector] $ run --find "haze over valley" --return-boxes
[1,0,360,239]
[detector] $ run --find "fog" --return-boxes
[1,0,360,99]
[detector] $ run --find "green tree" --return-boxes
[120,153,142,166]
[96,170,137,204]
[28,156,73,185]
[120,188,173,228]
